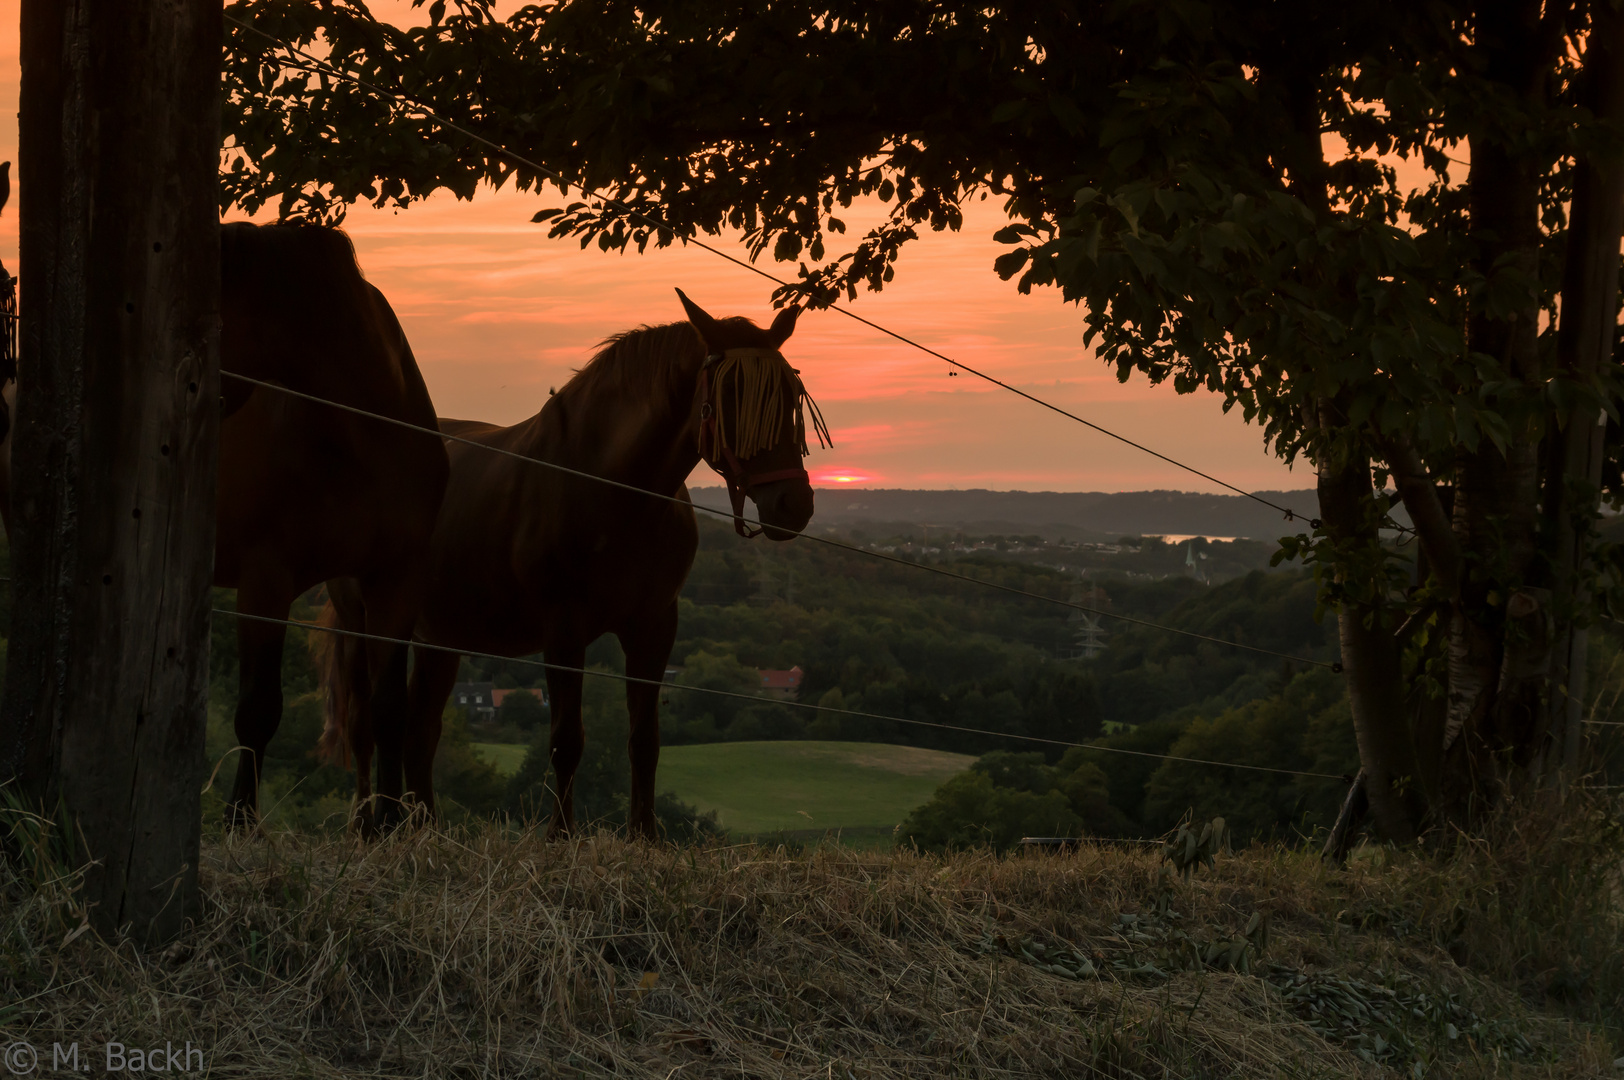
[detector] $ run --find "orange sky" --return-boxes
[0,3,1303,493]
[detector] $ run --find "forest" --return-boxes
[177,516,1353,843]
[5,513,1611,849]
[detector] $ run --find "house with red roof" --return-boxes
[491,686,547,709]
[758,666,804,700]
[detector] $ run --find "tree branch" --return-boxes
[1384,434,1460,597]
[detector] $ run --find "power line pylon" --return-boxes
[1068,581,1109,659]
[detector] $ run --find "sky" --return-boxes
[0,3,1305,494]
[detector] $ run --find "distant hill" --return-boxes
[690,486,1325,541]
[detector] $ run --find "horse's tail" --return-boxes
[312,601,364,768]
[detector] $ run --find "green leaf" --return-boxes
[992,223,1038,244]
[993,248,1031,280]
[990,100,1027,123]
[773,232,803,261]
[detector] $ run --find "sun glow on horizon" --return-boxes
[812,469,877,485]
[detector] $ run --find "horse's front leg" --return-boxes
[619,603,679,842]
[226,573,297,831]
[401,644,461,819]
[324,577,377,835]
[543,642,587,839]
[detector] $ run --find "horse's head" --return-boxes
[677,289,829,541]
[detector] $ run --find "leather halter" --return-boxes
[696,347,809,538]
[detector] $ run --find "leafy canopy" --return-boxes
[223,0,1613,475]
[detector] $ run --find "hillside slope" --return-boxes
[5,813,1617,1079]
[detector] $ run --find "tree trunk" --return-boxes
[1316,415,1425,841]
[1432,0,1550,821]
[0,0,220,943]
[1542,0,1624,781]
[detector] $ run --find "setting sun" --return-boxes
[812,469,877,485]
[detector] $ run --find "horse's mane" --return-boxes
[556,317,758,406]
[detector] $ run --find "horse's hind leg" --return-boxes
[402,645,460,817]
[543,643,587,840]
[619,603,679,842]
[359,572,427,830]
[345,642,378,835]
[226,573,297,831]
[325,578,378,834]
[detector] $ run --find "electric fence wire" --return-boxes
[220,369,1339,671]
[222,608,1349,781]
[222,12,1333,530]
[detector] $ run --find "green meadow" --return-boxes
[474,739,971,840]
[471,742,529,776]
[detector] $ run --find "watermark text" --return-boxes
[2,1040,208,1075]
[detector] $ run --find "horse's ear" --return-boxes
[767,304,799,349]
[675,288,722,349]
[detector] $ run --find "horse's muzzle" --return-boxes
[751,478,814,541]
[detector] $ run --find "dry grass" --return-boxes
[2,805,1621,1079]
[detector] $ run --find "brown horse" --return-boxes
[319,290,824,838]
[0,222,449,828]
[215,224,448,829]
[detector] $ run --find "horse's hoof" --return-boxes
[349,808,377,839]
[375,804,404,834]
[374,796,427,834]
[224,802,258,834]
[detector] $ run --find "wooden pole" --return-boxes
[0,1,220,943]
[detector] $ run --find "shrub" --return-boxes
[433,709,508,820]
[495,688,546,732]
[899,750,1130,852]
[1139,668,1356,843]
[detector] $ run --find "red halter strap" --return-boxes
[696,350,809,538]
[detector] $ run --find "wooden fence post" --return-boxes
[0,0,220,943]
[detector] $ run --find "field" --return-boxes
[5,800,1621,1079]
[472,741,530,776]
[476,739,973,841]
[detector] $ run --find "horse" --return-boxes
[317,289,826,839]
[0,222,450,830]
[215,224,449,830]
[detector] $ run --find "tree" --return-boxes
[220,0,1624,839]
[495,687,546,732]
[665,650,763,739]
[431,708,509,819]
[1138,669,1359,844]
[898,750,1127,852]
[1,2,220,942]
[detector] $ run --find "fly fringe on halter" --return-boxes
[704,349,833,462]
